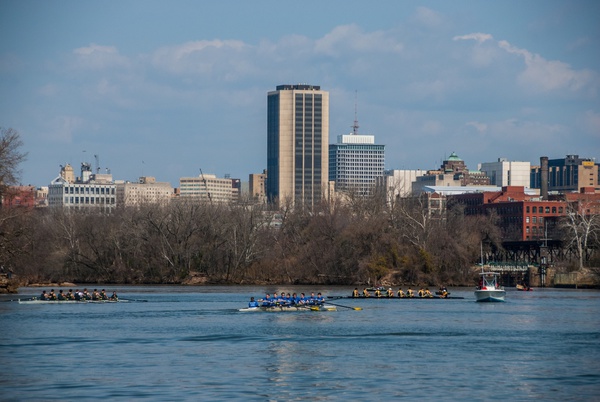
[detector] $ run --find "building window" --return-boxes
[532,217,537,223]
[552,207,557,213]
[532,206,537,213]
[526,216,530,223]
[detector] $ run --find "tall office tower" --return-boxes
[267,84,329,207]
[329,132,385,196]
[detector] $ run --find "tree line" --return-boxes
[1,193,509,286]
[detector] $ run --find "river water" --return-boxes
[1,286,599,401]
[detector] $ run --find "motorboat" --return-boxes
[474,272,506,302]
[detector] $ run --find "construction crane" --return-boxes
[94,154,100,174]
[199,168,212,203]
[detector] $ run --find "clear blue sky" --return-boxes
[1,0,599,187]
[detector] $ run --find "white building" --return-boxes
[48,163,116,212]
[179,174,239,203]
[479,158,531,188]
[116,176,173,207]
[377,169,426,199]
[329,133,385,196]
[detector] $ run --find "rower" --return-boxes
[397,288,405,298]
[110,291,119,301]
[92,289,100,300]
[248,297,259,308]
[260,293,272,307]
[363,288,370,298]
[374,289,381,298]
[66,289,75,300]
[316,292,325,304]
[406,288,414,298]
[418,288,425,297]
[424,288,433,298]
[386,288,394,298]
[352,288,359,298]
[57,290,66,300]
[100,289,108,300]
[40,290,48,300]
[49,289,57,300]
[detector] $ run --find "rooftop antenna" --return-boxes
[352,90,359,135]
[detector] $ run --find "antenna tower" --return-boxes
[352,90,359,135]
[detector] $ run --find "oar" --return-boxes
[324,301,362,311]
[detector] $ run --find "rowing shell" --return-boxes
[17,299,127,304]
[239,304,337,312]
[328,296,465,300]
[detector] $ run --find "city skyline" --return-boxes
[1,1,599,188]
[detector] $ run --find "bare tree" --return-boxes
[560,200,600,269]
[0,127,28,192]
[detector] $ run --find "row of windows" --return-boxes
[526,206,563,214]
[525,226,545,234]
[64,197,115,205]
[51,186,115,195]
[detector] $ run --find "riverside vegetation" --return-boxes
[2,191,597,287]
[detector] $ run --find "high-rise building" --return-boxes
[267,84,329,207]
[329,133,385,196]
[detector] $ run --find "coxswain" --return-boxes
[248,297,259,308]
[406,288,414,298]
[57,289,66,300]
[40,290,48,300]
[397,288,406,298]
[386,288,394,298]
[110,291,118,301]
[352,288,360,298]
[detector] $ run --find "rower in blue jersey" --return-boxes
[261,293,273,306]
[248,297,259,308]
[292,293,299,305]
[316,292,325,304]
[298,293,306,305]
[285,293,294,305]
